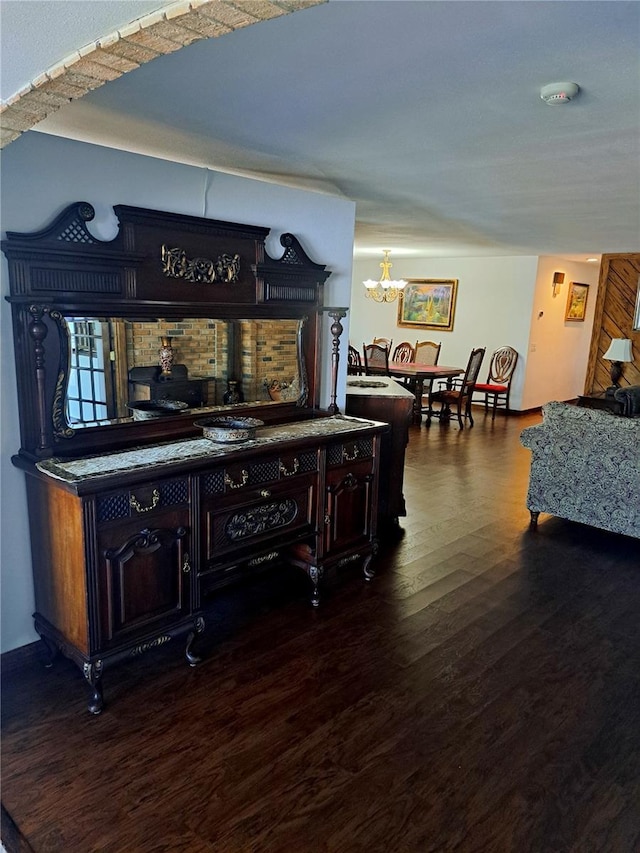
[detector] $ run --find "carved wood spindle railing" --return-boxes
[324,307,348,415]
[28,305,52,456]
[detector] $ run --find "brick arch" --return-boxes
[0,0,324,149]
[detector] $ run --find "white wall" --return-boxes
[522,257,600,409]
[350,255,539,410]
[0,133,356,653]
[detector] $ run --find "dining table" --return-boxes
[387,361,465,424]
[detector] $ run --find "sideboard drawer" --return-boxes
[96,478,189,525]
[326,438,374,468]
[200,449,318,499]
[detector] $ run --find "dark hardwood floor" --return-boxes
[3,411,640,853]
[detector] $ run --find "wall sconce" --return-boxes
[552,271,565,297]
[603,338,634,394]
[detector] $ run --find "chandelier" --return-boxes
[363,249,407,303]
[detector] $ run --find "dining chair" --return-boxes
[373,336,393,350]
[414,340,441,365]
[392,341,416,363]
[411,340,442,395]
[425,346,486,429]
[363,342,390,376]
[473,345,518,419]
[347,344,364,376]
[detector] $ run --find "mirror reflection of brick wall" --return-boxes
[126,319,226,402]
[240,319,300,402]
[126,319,226,377]
[124,318,299,404]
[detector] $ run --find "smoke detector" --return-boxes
[540,82,580,105]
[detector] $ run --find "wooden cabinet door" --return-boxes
[323,460,375,558]
[95,481,193,652]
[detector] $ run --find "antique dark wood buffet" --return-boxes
[3,202,386,713]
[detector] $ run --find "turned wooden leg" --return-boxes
[529,510,540,531]
[308,565,323,608]
[363,554,376,581]
[33,617,60,668]
[185,616,205,667]
[39,634,59,669]
[83,660,104,716]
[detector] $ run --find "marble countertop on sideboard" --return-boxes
[36,415,384,485]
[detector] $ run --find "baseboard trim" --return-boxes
[512,406,543,416]
[468,403,542,417]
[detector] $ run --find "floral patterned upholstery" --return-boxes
[520,401,640,538]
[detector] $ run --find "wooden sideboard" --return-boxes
[345,377,414,526]
[17,416,385,713]
[3,202,386,713]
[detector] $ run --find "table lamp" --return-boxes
[603,338,634,394]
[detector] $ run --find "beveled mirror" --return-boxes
[61,315,306,428]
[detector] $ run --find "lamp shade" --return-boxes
[603,339,634,362]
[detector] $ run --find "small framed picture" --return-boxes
[565,282,589,322]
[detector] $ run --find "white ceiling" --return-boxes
[2,0,639,260]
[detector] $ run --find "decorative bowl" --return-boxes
[194,416,265,443]
[129,400,189,420]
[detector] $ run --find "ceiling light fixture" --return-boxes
[540,82,580,105]
[363,250,407,303]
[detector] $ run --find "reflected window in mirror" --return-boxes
[66,318,115,425]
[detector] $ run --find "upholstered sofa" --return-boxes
[614,384,640,417]
[520,401,640,538]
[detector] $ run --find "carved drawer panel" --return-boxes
[201,479,315,566]
[96,478,189,524]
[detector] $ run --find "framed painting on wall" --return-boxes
[397,279,458,331]
[565,282,589,321]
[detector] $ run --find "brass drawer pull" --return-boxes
[182,553,191,574]
[260,489,271,498]
[343,446,359,462]
[279,458,300,477]
[224,470,249,489]
[129,488,160,513]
